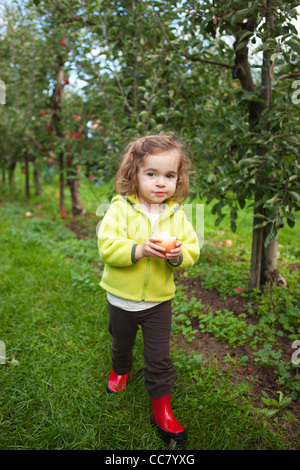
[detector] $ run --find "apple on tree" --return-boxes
[72,130,81,139]
[153,231,177,254]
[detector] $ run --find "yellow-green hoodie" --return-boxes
[97,194,200,302]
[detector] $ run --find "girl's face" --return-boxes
[136,150,180,210]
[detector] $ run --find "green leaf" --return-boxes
[286,37,300,54]
[231,8,254,25]
[263,195,280,206]
[207,172,217,183]
[288,191,300,202]
[215,215,225,226]
[264,226,277,247]
[231,220,237,232]
[235,41,248,52]
[285,213,295,228]
[254,220,269,229]
[237,198,246,209]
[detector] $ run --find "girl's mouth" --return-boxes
[155,191,165,196]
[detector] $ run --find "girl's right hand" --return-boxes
[135,237,166,260]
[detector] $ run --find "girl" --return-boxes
[97,133,200,445]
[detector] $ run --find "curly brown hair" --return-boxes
[115,133,191,203]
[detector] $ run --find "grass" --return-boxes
[0,169,299,450]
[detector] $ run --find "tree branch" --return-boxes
[98,17,134,115]
[49,0,97,26]
[278,72,300,80]
[149,0,233,70]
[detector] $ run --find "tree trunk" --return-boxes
[59,151,65,216]
[67,164,86,215]
[258,14,284,287]
[33,157,43,195]
[25,153,30,198]
[251,8,285,288]
[1,167,5,185]
[232,17,264,289]
[261,231,278,284]
[50,60,86,217]
[249,195,264,289]
[8,160,16,186]
[233,10,283,289]
[50,62,66,217]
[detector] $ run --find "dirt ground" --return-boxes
[172,271,300,442]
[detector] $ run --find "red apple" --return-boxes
[235,287,246,293]
[64,78,69,85]
[60,39,66,46]
[224,239,233,246]
[40,109,45,116]
[153,231,177,254]
[72,130,81,139]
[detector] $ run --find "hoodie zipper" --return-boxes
[122,196,180,301]
[141,215,152,300]
[141,210,171,300]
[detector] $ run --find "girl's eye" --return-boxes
[147,172,155,177]
[167,174,175,178]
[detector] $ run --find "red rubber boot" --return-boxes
[107,368,130,393]
[151,393,187,443]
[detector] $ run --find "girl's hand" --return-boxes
[135,239,182,262]
[135,237,167,260]
[165,241,182,264]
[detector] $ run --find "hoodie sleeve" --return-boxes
[167,210,200,270]
[98,201,137,267]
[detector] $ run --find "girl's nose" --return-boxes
[156,176,165,186]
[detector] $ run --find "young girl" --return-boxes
[97,133,200,445]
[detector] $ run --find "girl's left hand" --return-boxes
[166,241,182,264]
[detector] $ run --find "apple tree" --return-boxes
[0,1,52,196]
[148,0,300,288]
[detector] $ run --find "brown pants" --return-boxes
[107,300,177,398]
